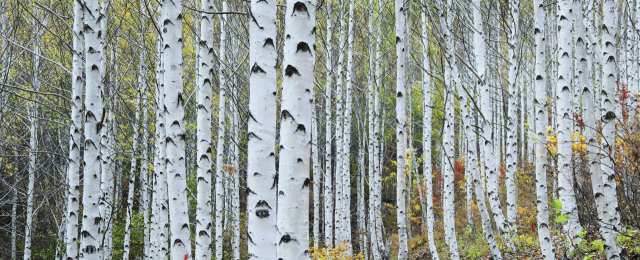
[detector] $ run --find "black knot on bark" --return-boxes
[296,124,306,133]
[84,245,97,254]
[264,38,274,47]
[292,2,309,17]
[296,42,311,53]
[252,63,266,74]
[285,65,300,77]
[256,209,270,218]
[279,234,296,245]
[604,111,616,120]
[397,91,403,97]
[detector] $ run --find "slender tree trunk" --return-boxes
[81,0,105,256]
[275,0,316,258]
[556,0,582,246]
[123,84,141,260]
[215,3,228,260]
[471,112,502,260]
[334,1,347,243]
[357,129,366,257]
[374,5,386,256]
[313,106,321,249]
[162,0,191,256]
[323,2,335,249]
[195,0,214,258]
[395,0,408,258]
[99,66,114,260]
[421,6,438,256]
[534,1,555,258]
[232,93,240,260]
[65,1,84,257]
[340,0,355,249]
[24,35,40,260]
[506,0,519,227]
[439,0,460,257]
[12,172,18,260]
[367,3,379,257]
[601,1,622,258]
[151,20,169,257]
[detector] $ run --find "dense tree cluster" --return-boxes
[1,0,640,259]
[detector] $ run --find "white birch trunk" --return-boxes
[323,2,334,248]
[23,36,40,260]
[276,0,316,258]
[340,0,355,248]
[334,1,347,243]
[151,25,169,258]
[313,107,321,249]
[374,5,386,256]
[195,0,214,258]
[162,0,191,257]
[81,0,104,256]
[534,1,555,258]
[357,131,366,257]
[478,0,509,240]
[215,4,228,259]
[556,0,582,246]
[439,0,460,257]
[66,1,84,258]
[470,111,502,260]
[506,0,519,227]
[367,3,378,257]
[421,6,438,256]
[232,96,240,260]
[601,1,622,258]
[396,1,408,258]
[124,86,141,260]
[12,173,18,260]
[99,75,114,260]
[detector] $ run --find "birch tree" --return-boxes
[600,0,622,258]
[506,0,519,226]
[215,4,228,260]
[80,0,105,257]
[395,0,408,258]
[534,0,555,258]
[323,2,335,249]
[66,1,84,258]
[276,0,316,259]
[162,0,191,257]
[195,0,214,258]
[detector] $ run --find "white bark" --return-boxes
[276,0,316,258]
[357,131,366,257]
[66,1,83,258]
[334,1,347,243]
[99,67,115,260]
[12,173,18,260]
[506,0,519,227]
[124,84,142,260]
[478,0,509,240]
[439,0,460,257]
[195,0,214,258]
[313,108,321,249]
[232,95,240,260]
[215,4,228,259]
[373,4,386,256]
[471,111,502,260]
[24,34,40,260]
[367,3,378,257]
[601,1,622,258]
[340,0,355,248]
[534,1,555,258]
[323,2,334,248]
[151,24,169,258]
[81,0,104,256]
[162,0,191,257]
[396,1,408,258]
[420,6,438,256]
[556,0,582,246]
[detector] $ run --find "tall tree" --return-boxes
[215,3,228,260]
[66,1,84,258]
[80,0,105,257]
[395,0,408,258]
[534,0,555,258]
[275,0,316,259]
[601,0,622,258]
[506,0,519,226]
[323,1,335,249]
[195,0,214,258]
[162,0,191,257]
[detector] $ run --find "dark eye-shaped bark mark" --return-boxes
[397,91,403,97]
[279,234,298,245]
[292,2,309,17]
[85,245,97,254]
[296,42,311,54]
[173,238,184,247]
[285,65,300,77]
[251,63,266,74]
[264,38,274,47]
[302,178,311,189]
[256,209,270,218]
[296,124,306,133]
[248,132,262,141]
[281,110,295,121]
